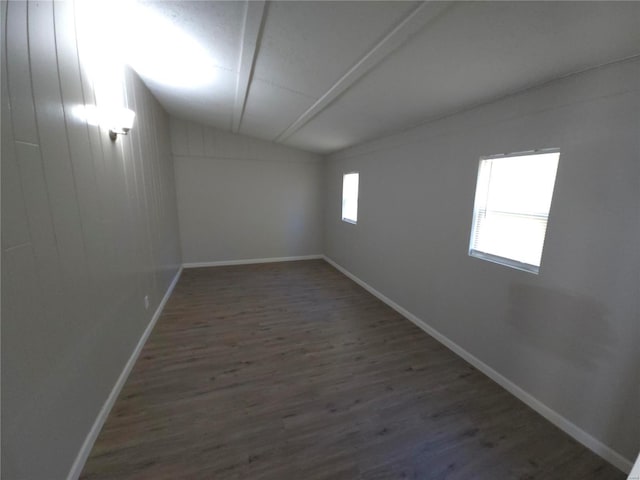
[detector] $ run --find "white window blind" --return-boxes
[342,172,359,224]
[469,151,560,274]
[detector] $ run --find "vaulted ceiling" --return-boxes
[128,1,640,154]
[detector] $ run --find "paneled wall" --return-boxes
[1,1,182,478]
[171,117,323,264]
[325,58,640,466]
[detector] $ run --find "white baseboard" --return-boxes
[67,266,184,480]
[629,453,640,479]
[183,254,323,268]
[322,255,633,474]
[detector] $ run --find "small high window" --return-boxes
[342,172,359,224]
[469,150,560,274]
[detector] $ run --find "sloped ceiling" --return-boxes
[130,1,640,154]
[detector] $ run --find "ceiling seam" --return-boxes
[272,1,454,144]
[250,75,317,100]
[231,0,267,134]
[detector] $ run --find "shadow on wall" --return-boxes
[507,284,615,371]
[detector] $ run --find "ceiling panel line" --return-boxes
[273,1,453,143]
[231,0,266,133]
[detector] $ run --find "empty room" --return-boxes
[2,0,639,479]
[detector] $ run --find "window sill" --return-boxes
[469,250,539,274]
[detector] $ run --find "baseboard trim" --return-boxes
[183,254,323,268]
[321,255,633,474]
[629,453,640,478]
[67,266,184,480]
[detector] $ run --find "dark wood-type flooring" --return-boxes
[81,260,624,479]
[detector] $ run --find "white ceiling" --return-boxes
[129,1,640,155]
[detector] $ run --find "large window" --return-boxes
[342,172,359,224]
[469,150,560,274]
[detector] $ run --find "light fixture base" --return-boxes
[109,127,130,141]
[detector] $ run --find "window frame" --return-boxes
[468,148,560,275]
[341,171,359,225]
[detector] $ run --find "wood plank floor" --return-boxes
[81,260,624,480]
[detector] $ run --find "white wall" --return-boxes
[1,1,181,478]
[324,58,640,467]
[171,118,324,264]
